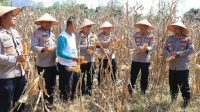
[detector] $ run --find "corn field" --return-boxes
[10,0,200,111]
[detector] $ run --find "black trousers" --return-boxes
[58,63,79,101]
[80,62,95,94]
[98,59,117,85]
[169,70,190,100]
[0,76,26,112]
[37,66,57,104]
[129,61,150,93]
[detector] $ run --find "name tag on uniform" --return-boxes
[7,47,13,53]
[3,41,13,53]
[42,32,48,37]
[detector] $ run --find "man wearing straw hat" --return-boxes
[0,6,27,112]
[97,21,117,85]
[128,19,155,95]
[31,13,59,108]
[76,18,97,96]
[163,22,194,108]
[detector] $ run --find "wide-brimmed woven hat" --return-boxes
[99,21,113,29]
[0,6,21,17]
[134,19,154,30]
[167,22,189,35]
[80,18,96,29]
[34,13,59,26]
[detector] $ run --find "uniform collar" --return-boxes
[139,31,149,36]
[0,26,12,34]
[79,31,92,38]
[101,32,110,36]
[65,31,73,36]
[39,27,50,32]
[173,35,185,40]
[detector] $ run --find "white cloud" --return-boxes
[31,0,55,6]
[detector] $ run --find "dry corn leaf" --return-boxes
[97,52,105,59]
[194,64,200,70]
[119,65,130,70]
[142,43,148,49]
[115,97,121,112]
[29,83,39,96]
[87,49,94,55]
[39,77,49,97]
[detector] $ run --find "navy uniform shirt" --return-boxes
[130,31,155,63]
[163,35,194,70]
[76,31,97,62]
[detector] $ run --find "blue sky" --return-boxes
[9,0,200,17]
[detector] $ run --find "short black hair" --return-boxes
[66,17,73,27]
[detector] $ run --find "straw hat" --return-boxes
[80,18,96,29]
[0,6,21,17]
[134,19,154,30]
[35,13,59,26]
[167,22,189,35]
[99,21,113,29]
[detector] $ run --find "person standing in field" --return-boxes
[128,19,155,95]
[0,6,27,112]
[163,22,194,108]
[57,17,81,102]
[97,21,117,85]
[31,13,59,109]
[76,19,97,96]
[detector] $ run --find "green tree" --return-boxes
[183,8,200,22]
[0,0,8,6]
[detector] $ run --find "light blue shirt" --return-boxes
[57,31,77,66]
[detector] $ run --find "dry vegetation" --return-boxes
[11,0,200,112]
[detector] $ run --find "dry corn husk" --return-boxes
[110,38,122,48]
[39,77,49,97]
[191,64,200,70]
[142,43,148,49]
[29,82,39,96]
[115,97,121,112]
[68,65,81,73]
[97,52,106,59]
[192,81,197,95]
[194,64,200,70]
[119,65,130,70]
[18,77,40,103]
[87,49,94,55]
